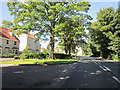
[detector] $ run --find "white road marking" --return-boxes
[95,62,98,65]
[95,61,120,84]
[113,76,120,83]
[94,62,107,71]
[99,65,107,71]
[95,62,112,72]
[97,62,101,65]
[103,66,112,71]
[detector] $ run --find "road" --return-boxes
[1,56,120,88]
[58,56,120,88]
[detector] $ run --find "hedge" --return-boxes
[19,53,71,59]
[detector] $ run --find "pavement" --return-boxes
[0,58,15,62]
[1,56,120,89]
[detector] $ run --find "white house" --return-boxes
[18,33,41,53]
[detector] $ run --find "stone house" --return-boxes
[0,28,20,55]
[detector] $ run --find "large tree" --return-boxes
[7,0,91,59]
[55,16,91,55]
[88,7,120,59]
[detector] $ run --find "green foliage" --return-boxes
[53,53,71,59]
[1,59,78,65]
[19,52,71,60]
[87,7,120,59]
[35,53,48,59]
[112,54,120,60]
[7,1,91,59]
[19,53,27,59]
[14,56,20,59]
[0,53,15,58]
[22,46,31,53]
[2,20,13,29]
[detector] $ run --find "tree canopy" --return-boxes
[7,0,92,59]
[87,7,120,60]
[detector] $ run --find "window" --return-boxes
[14,41,17,45]
[15,50,18,54]
[6,40,9,44]
[13,50,18,54]
[13,50,15,54]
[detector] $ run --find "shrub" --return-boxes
[19,53,27,59]
[53,53,71,59]
[112,54,119,60]
[14,56,20,59]
[7,53,15,58]
[26,53,35,58]
[36,53,48,59]
[0,53,15,58]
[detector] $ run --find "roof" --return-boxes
[0,28,20,41]
[25,33,38,40]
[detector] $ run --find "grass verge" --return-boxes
[0,59,78,65]
[113,59,120,62]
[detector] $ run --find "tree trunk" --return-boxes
[49,30,54,59]
[68,43,71,55]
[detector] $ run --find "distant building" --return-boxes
[54,48,65,53]
[0,28,20,55]
[76,47,82,56]
[18,33,41,53]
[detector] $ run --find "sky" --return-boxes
[0,1,119,48]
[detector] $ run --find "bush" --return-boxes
[26,53,35,58]
[0,53,15,58]
[19,52,48,59]
[36,53,48,59]
[19,53,27,59]
[112,54,119,60]
[7,53,15,58]
[53,53,71,59]
[14,56,20,59]
[18,52,71,59]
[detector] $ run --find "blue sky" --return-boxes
[0,1,119,48]
[0,1,119,25]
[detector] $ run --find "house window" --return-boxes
[13,50,15,54]
[6,40,9,44]
[13,50,18,54]
[15,50,18,54]
[14,41,17,45]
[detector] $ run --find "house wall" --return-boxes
[27,37,41,53]
[17,34,27,52]
[0,37,19,55]
[18,34,41,53]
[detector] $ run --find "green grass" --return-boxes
[113,59,120,62]
[0,59,78,65]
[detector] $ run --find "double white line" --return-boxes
[94,62,120,84]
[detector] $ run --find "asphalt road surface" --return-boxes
[59,59,120,88]
[1,56,120,89]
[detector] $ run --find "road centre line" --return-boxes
[102,66,112,71]
[95,61,120,84]
[99,65,107,71]
[94,62,112,72]
[112,76,120,83]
